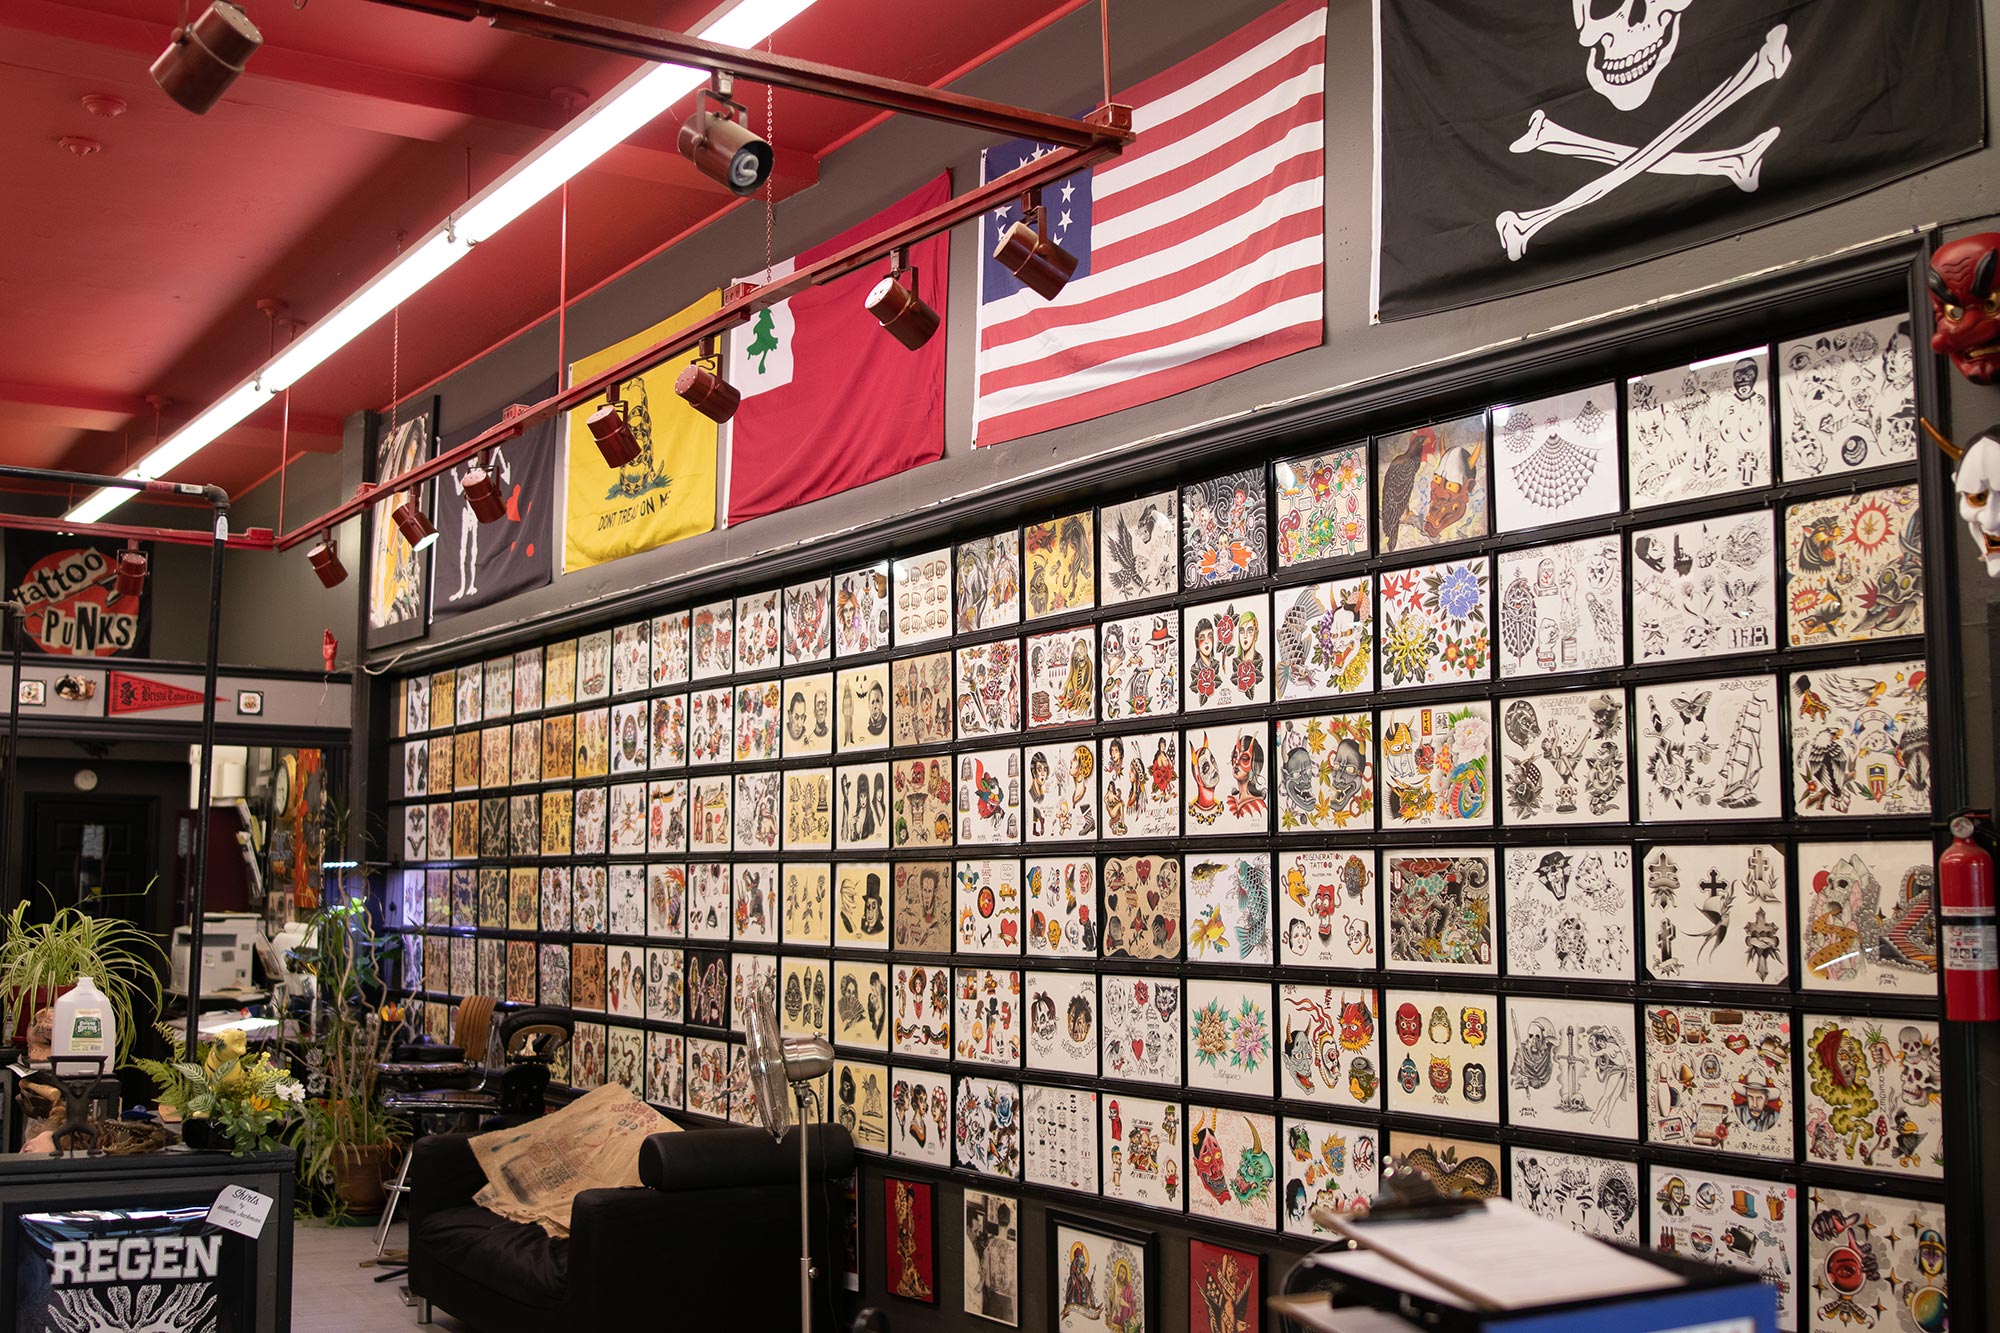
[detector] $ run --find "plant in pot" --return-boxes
[286,897,407,1219]
[131,1022,306,1154]
[0,893,165,1069]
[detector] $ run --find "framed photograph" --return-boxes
[1503,845,1633,980]
[1278,983,1380,1108]
[833,561,891,656]
[956,859,1022,954]
[958,531,1023,634]
[1503,995,1638,1140]
[1377,413,1489,555]
[1024,1085,1098,1194]
[889,1065,950,1165]
[891,548,953,646]
[1182,593,1270,712]
[1378,556,1491,689]
[1641,843,1787,986]
[1495,534,1623,679]
[1182,469,1267,588]
[1099,492,1178,606]
[836,662,892,752]
[884,1177,937,1305]
[1384,989,1498,1125]
[892,860,952,953]
[1780,315,1917,478]
[955,1075,1023,1179]
[1497,690,1628,825]
[1491,384,1621,533]
[1791,660,1931,818]
[1024,511,1095,621]
[235,689,263,716]
[891,652,953,747]
[963,1189,1021,1325]
[1627,350,1772,507]
[1050,1211,1154,1333]
[1188,1239,1260,1333]
[1784,484,1924,646]
[782,577,834,665]
[1283,1118,1381,1236]
[690,600,733,680]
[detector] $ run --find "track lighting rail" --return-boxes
[271,121,1127,552]
[369,0,1136,152]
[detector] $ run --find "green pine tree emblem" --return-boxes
[746,308,780,374]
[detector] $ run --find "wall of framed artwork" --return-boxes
[374,242,1971,1331]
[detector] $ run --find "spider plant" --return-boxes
[0,890,165,1068]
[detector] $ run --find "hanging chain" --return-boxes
[763,37,776,283]
[389,230,403,447]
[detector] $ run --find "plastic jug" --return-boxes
[51,974,116,1067]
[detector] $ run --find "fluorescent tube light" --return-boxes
[64,0,817,524]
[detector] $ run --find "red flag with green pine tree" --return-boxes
[724,174,949,524]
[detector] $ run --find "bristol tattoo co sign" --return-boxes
[5,534,151,657]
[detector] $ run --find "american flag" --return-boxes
[973,0,1326,446]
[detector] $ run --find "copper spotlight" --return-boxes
[150,0,263,115]
[993,190,1077,300]
[306,533,347,588]
[461,456,508,524]
[678,76,772,196]
[865,248,940,351]
[675,337,740,424]
[113,543,148,602]
[391,494,438,552]
[587,386,644,467]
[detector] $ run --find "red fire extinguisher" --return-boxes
[1940,811,1998,1021]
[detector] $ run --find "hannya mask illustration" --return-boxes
[1576,0,1692,112]
[1928,232,2000,383]
[1395,1003,1422,1047]
[1951,428,2000,576]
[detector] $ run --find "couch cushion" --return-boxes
[416,1203,568,1308]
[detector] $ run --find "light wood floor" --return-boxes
[291,1219,473,1333]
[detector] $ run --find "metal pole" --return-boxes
[0,603,22,914]
[799,1102,811,1332]
[182,498,230,1053]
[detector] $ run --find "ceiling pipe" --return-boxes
[270,126,1126,553]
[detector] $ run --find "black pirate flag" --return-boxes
[1374,0,1984,320]
[431,376,558,620]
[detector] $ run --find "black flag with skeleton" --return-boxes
[431,376,559,620]
[1373,0,1984,320]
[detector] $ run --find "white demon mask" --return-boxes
[1575,0,1693,111]
[1955,429,2000,576]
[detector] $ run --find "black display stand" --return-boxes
[0,1149,294,1333]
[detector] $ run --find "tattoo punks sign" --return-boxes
[6,534,151,657]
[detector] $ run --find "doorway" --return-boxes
[19,794,159,928]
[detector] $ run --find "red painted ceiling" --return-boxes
[0,0,1083,523]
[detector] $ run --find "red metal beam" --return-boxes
[0,512,276,551]
[367,0,1138,150]
[274,130,1126,550]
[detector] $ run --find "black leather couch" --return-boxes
[408,1121,855,1331]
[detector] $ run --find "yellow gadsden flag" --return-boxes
[563,290,722,572]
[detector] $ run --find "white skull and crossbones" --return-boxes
[1577,0,1693,111]
[1954,429,2000,576]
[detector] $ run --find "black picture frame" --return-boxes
[883,1174,938,1306]
[1047,1209,1156,1333]
[366,394,441,651]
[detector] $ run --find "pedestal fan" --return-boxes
[744,977,836,1332]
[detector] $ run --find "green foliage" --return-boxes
[132,1022,305,1156]
[0,893,164,1067]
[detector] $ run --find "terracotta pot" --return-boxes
[330,1143,398,1214]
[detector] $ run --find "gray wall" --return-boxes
[352,0,1999,667]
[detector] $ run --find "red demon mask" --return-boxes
[1928,232,2000,383]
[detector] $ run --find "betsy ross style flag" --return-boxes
[973,0,1326,447]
